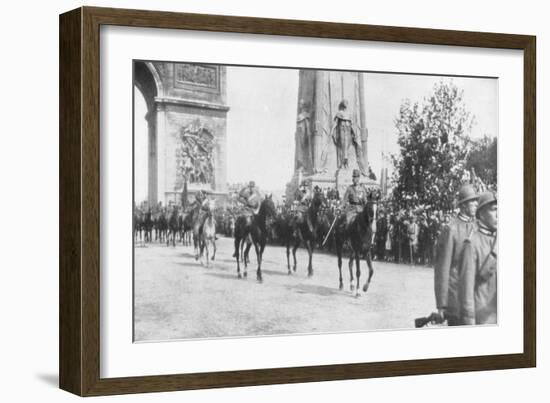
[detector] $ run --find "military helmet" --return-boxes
[352,169,361,178]
[249,180,256,188]
[476,191,497,217]
[457,184,478,205]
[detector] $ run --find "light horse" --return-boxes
[285,190,326,276]
[233,195,277,282]
[334,192,378,297]
[199,199,217,267]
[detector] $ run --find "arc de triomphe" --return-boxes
[134,61,229,206]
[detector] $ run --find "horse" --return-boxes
[178,209,194,246]
[199,200,217,267]
[156,211,168,243]
[166,206,179,247]
[284,191,326,276]
[133,209,144,244]
[233,195,277,282]
[143,210,153,243]
[334,196,378,297]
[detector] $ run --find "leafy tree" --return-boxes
[391,81,475,212]
[466,135,497,188]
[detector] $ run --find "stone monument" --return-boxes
[286,70,377,201]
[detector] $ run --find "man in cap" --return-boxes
[237,180,261,226]
[341,169,369,226]
[458,191,497,325]
[292,178,314,232]
[433,184,479,326]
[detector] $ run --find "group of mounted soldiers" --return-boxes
[134,169,497,324]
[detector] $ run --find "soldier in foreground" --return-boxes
[458,191,498,325]
[433,184,479,326]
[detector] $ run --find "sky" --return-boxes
[134,67,497,200]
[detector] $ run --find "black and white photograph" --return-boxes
[132,61,498,342]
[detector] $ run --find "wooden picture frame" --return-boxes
[59,6,536,396]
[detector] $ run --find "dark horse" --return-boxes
[233,195,277,282]
[166,206,179,247]
[334,197,378,297]
[283,191,326,276]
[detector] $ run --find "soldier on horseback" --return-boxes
[341,169,370,226]
[292,178,314,233]
[237,180,261,227]
[193,189,211,232]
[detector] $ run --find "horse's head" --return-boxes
[310,189,328,214]
[261,193,278,222]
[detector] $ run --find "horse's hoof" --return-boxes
[243,271,247,278]
[355,292,361,298]
[350,284,355,292]
[307,270,314,277]
[288,270,292,275]
[238,273,242,279]
[257,276,263,283]
[363,283,370,293]
[339,283,343,290]
[293,266,297,272]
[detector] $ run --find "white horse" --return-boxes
[200,200,217,267]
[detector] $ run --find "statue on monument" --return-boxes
[330,99,368,175]
[294,99,314,173]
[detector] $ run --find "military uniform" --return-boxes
[434,214,476,324]
[342,181,368,226]
[433,184,478,326]
[293,181,314,232]
[193,191,211,235]
[237,182,261,227]
[457,222,497,325]
[294,182,313,212]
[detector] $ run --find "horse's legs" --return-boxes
[234,237,242,278]
[292,238,299,273]
[243,242,252,277]
[211,239,216,261]
[286,241,291,274]
[336,239,344,290]
[354,253,361,297]
[348,254,355,292]
[306,239,314,277]
[363,251,374,293]
[204,239,209,267]
[255,241,264,283]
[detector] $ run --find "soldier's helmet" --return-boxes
[457,184,478,205]
[352,169,361,178]
[476,191,497,218]
[338,99,348,110]
[248,180,256,188]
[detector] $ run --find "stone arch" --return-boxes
[134,61,161,205]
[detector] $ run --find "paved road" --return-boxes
[134,236,435,341]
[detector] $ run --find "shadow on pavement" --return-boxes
[284,282,346,297]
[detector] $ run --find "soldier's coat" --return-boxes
[434,214,476,319]
[458,224,497,325]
